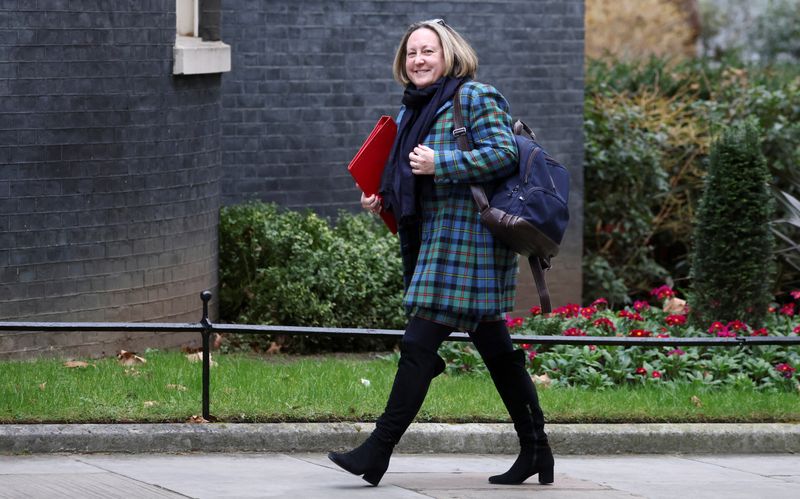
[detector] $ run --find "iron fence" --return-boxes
[1,291,798,420]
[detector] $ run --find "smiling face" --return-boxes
[404,28,445,89]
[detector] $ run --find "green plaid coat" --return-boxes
[401,81,519,319]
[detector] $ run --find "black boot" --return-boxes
[328,341,446,486]
[484,349,554,485]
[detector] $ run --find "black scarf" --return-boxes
[380,76,467,225]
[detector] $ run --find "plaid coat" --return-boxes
[401,81,519,318]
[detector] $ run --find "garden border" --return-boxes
[1,291,798,420]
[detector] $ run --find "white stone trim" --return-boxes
[173,35,231,75]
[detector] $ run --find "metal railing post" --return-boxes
[200,290,213,420]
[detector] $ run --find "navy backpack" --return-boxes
[452,87,570,313]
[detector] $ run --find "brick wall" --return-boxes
[0,1,221,359]
[220,0,585,310]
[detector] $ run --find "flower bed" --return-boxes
[439,286,800,392]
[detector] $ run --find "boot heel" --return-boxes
[362,466,387,487]
[538,466,554,484]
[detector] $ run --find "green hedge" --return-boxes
[218,202,405,353]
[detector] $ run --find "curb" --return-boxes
[2,423,799,455]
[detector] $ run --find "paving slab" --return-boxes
[556,454,800,499]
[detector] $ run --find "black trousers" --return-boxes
[402,315,514,359]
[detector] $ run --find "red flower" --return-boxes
[667,348,685,356]
[751,328,769,336]
[506,316,524,329]
[552,303,581,318]
[529,305,542,316]
[593,317,617,332]
[633,300,650,312]
[652,370,662,379]
[708,322,727,335]
[727,320,749,333]
[588,345,597,351]
[591,297,609,309]
[650,285,676,300]
[618,310,644,321]
[790,290,800,300]
[635,367,647,376]
[769,306,777,313]
[563,327,587,336]
[580,306,597,319]
[656,333,670,338]
[528,350,537,361]
[780,303,795,316]
[629,329,652,337]
[775,363,796,379]
[665,314,687,326]
[793,325,800,335]
[521,343,531,350]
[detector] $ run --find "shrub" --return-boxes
[583,57,800,303]
[218,202,405,353]
[583,85,673,305]
[689,120,775,327]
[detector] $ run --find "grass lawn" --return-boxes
[1,351,798,424]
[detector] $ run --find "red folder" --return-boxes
[347,116,398,234]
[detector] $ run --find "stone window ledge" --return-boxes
[173,35,231,75]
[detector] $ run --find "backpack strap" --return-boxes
[451,84,553,314]
[452,85,491,212]
[529,256,552,314]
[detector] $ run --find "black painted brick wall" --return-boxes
[220,0,585,308]
[0,1,221,358]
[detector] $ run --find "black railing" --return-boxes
[1,291,798,420]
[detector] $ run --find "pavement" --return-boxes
[1,423,799,498]
[1,452,799,498]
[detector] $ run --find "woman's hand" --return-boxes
[360,190,382,214]
[409,145,435,175]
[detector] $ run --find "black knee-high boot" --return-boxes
[328,341,446,486]
[484,349,554,485]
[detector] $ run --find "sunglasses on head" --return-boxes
[425,18,449,28]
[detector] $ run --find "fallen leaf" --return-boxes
[117,350,147,366]
[213,333,224,350]
[690,395,702,408]
[360,378,371,387]
[166,384,188,392]
[124,368,141,377]
[63,361,89,368]
[663,297,687,315]
[38,382,46,391]
[185,351,217,367]
[265,341,282,355]
[187,415,208,424]
[532,373,552,388]
[143,401,157,407]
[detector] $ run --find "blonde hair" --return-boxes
[392,20,479,86]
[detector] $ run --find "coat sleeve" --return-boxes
[433,83,518,184]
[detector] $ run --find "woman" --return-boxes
[328,19,554,487]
